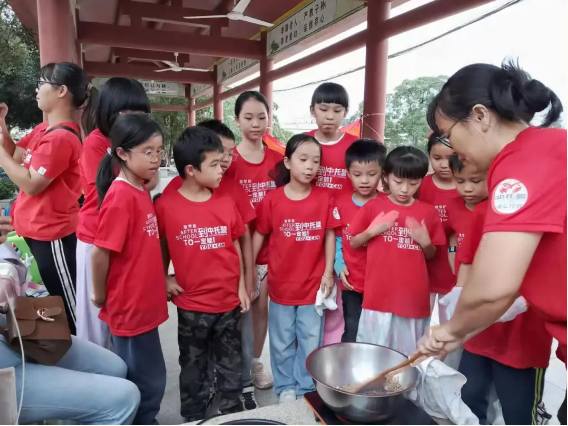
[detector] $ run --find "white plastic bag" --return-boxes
[438,287,462,323]
[315,285,337,316]
[407,357,479,425]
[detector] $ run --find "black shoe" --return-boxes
[221,400,245,415]
[241,386,258,410]
[183,413,205,423]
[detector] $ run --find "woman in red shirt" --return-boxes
[76,77,150,349]
[418,61,566,423]
[0,62,91,335]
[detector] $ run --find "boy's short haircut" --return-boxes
[197,119,236,142]
[345,139,387,170]
[174,127,223,178]
[311,82,349,110]
[449,154,465,174]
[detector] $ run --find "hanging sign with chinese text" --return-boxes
[92,78,185,97]
[190,83,211,97]
[216,55,259,84]
[266,0,365,57]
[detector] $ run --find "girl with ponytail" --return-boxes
[420,60,566,424]
[91,113,168,425]
[252,133,341,402]
[76,78,150,349]
[0,62,93,335]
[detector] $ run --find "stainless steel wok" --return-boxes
[306,342,419,423]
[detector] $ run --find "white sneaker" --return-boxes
[279,388,296,404]
[252,361,274,389]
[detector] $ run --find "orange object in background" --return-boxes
[262,119,363,154]
[340,119,362,138]
[262,133,286,155]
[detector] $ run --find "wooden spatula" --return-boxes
[353,353,421,394]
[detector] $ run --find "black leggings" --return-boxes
[25,234,77,335]
[459,349,546,425]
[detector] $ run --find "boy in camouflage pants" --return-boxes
[155,127,251,422]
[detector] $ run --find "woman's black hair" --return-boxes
[96,113,163,204]
[345,138,387,169]
[234,91,270,117]
[427,59,563,134]
[426,132,443,154]
[81,87,99,136]
[269,134,321,187]
[311,82,349,110]
[40,62,91,108]
[384,146,429,180]
[90,78,150,138]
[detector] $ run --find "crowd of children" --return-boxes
[3,63,563,425]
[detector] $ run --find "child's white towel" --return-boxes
[315,285,337,316]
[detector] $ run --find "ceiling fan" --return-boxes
[184,0,273,27]
[154,53,209,73]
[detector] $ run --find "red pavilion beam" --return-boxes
[83,61,215,85]
[77,22,264,60]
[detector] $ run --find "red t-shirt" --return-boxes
[155,191,246,313]
[350,197,446,318]
[256,186,341,306]
[77,129,111,244]
[482,127,567,364]
[162,175,256,225]
[418,174,460,294]
[305,130,358,194]
[226,146,283,264]
[446,197,474,273]
[336,193,384,293]
[13,122,82,241]
[95,179,168,337]
[459,201,552,368]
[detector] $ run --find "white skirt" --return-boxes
[356,309,430,357]
[75,240,112,349]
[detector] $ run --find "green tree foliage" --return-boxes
[0,1,42,132]
[349,76,448,151]
[149,94,293,159]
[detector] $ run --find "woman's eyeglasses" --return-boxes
[36,80,61,90]
[435,121,459,149]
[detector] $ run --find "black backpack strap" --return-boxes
[45,125,82,143]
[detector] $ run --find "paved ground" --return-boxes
[157,302,566,425]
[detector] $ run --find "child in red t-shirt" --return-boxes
[418,134,461,315]
[334,139,386,343]
[155,127,250,421]
[91,113,168,425]
[162,119,259,409]
[227,91,281,390]
[253,134,341,403]
[305,82,359,194]
[349,146,445,356]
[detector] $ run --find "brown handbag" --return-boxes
[5,296,72,365]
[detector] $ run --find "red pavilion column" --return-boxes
[260,32,274,135]
[37,0,79,65]
[188,97,196,127]
[362,1,390,142]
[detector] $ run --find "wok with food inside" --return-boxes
[306,343,419,423]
